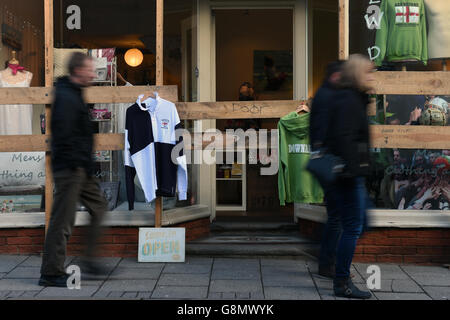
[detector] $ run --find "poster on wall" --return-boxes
[371,95,450,211]
[253,50,293,100]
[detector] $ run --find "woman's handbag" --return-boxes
[306,149,345,187]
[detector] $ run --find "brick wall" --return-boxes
[0,218,210,257]
[298,218,450,265]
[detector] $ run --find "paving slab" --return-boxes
[0,278,42,291]
[250,292,265,300]
[391,279,424,293]
[122,291,138,299]
[158,273,210,286]
[261,258,307,268]
[36,286,99,298]
[0,255,29,273]
[207,292,222,300]
[19,255,76,268]
[71,257,121,270]
[210,280,263,293]
[221,292,236,299]
[407,275,450,287]
[5,267,41,279]
[237,292,251,299]
[163,263,211,274]
[401,265,450,275]
[264,286,321,300]
[184,257,213,265]
[313,279,333,290]
[151,286,208,299]
[5,291,25,298]
[213,258,260,269]
[109,267,162,280]
[422,286,450,300]
[211,268,260,280]
[108,291,124,298]
[20,291,40,298]
[261,264,309,274]
[374,292,432,300]
[262,275,315,288]
[137,291,153,299]
[99,280,157,292]
[117,258,165,269]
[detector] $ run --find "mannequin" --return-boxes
[424,0,450,60]
[0,51,33,135]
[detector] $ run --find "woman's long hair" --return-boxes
[339,54,374,92]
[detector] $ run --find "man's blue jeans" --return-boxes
[319,177,369,279]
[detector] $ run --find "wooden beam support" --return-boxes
[44,0,54,233]
[155,0,164,228]
[0,72,447,106]
[0,86,178,105]
[373,72,450,95]
[338,0,349,60]
[370,125,450,150]
[176,100,305,120]
[2,125,450,153]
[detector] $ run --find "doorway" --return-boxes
[214,9,295,220]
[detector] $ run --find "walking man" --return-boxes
[309,60,344,279]
[39,52,108,287]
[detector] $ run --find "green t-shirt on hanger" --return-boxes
[277,112,323,206]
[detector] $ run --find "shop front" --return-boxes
[0,0,448,264]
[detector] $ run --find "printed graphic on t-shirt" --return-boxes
[288,144,310,154]
[161,119,169,129]
[395,5,420,24]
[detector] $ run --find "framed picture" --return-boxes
[100,181,120,211]
[253,50,293,100]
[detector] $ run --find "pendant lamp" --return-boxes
[125,48,144,67]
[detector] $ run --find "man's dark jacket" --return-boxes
[51,76,94,174]
[309,80,338,151]
[324,88,371,178]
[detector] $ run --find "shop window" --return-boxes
[350,0,450,71]
[367,94,450,210]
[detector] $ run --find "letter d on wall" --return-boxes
[66,5,81,30]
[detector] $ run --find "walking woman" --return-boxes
[325,54,375,299]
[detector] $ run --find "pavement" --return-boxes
[0,255,449,300]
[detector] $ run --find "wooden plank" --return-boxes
[1,71,449,105]
[156,0,164,87]
[2,125,450,153]
[370,125,450,150]
[373,72,450,95]
[0,134,124,152]
[338,0,348,60]
[0,86,178,105]
[155,0,164,228]
[176,100,303,120]
[44,0,54,233]
[45,0,54,88]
